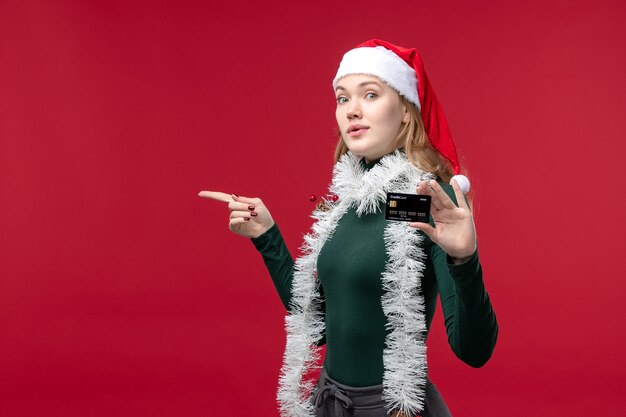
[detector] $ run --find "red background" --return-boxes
[1,1,625,416]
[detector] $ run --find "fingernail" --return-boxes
[244,217,250,221]
[250,212,257,217]
[248,205,255,211]
[232,193,239,198]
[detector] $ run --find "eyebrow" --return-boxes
[335,81,383,91]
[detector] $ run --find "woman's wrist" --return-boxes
[449,247,477,265]
[250,221,276,240]
[451,254,473,265]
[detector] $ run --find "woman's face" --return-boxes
[335,74,409,163]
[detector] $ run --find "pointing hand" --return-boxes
[198,191,275,239]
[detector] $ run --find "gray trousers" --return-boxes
[310,367,453,417]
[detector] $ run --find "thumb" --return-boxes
[409,221,435,238]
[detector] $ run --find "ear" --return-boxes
[402,104,410,124]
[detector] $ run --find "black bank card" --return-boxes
[385,192,431,223]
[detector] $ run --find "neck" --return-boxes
[363,155,381,164]
[362,148,405,164]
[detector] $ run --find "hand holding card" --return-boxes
[408,179,477,263]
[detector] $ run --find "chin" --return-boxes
[345,142,370,155]
[346,145,377,159]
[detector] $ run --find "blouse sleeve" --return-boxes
[250,223,296,311]
[428,183,499,367]
[250,223,327,346]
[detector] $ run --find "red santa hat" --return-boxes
[333,39,470,194]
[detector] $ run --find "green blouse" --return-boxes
[251,158,498,387]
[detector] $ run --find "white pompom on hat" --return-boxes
[333,39,471,194]
[451,174,470,194]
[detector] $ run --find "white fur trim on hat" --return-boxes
[451,174,470,194]
[332,46,421,110]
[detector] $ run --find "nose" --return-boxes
[347,101,362,119]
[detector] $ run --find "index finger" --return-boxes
[197,191,233,203]
[429,180,457,210]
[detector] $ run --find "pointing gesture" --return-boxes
[409,179,477,263]
[198,191,275,239]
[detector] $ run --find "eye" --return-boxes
[336,96,348,104]
[365,92,377,99]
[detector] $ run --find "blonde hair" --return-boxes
[333,95,456,183]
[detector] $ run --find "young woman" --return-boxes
[199,39,498,417]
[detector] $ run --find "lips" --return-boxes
[347,125,369,133]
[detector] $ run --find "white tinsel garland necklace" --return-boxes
[277,149,435,417]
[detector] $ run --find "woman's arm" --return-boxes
[430,244,498,367]
[251,224,327,346]
[250,223,296,311]
[428,183,498,367]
